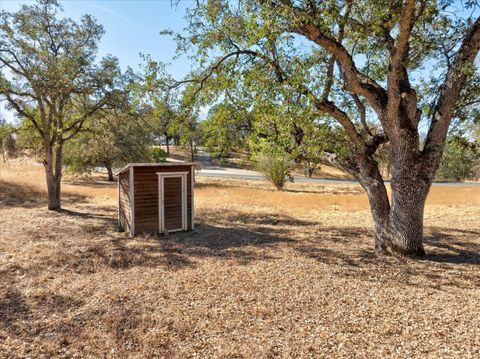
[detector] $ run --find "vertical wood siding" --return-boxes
[118,171,131,233]
[133,165,193,234]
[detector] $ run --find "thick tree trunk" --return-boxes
[105,162,114,182]
[44,143,63,211]
[362,130,430,257]
[365,182,428,257]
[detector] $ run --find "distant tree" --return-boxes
[249,94,343,177]
[0,118,15,162]
[15,117,44,158]
[168,0,480,257]
[437,135,479,181]
[63,111,153,181]
[200,102,252,162]
[135,57,177,154]
[170,86,200,162]
[0,0,122,210]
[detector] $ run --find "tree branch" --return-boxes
[385,0,417,124]
[423,16,480,164]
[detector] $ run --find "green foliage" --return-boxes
[63,111,153,177]
[200,102,251,162]
[150,147,167,163]
[255,144,294,190]
[164,0,479,182]
[436,136,479,181]
[0,0,119,142]
[0,0,125,207]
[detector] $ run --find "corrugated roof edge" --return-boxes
[115,162,197,176]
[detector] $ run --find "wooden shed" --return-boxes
[117,163,195,236]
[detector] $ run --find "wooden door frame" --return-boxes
[157,171,188,234]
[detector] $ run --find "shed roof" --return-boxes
[115,162,196,176]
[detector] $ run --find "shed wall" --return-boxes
[133,165,193,234]
[118,170,131,233]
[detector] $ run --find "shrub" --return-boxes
[255,146,294,190]
[150,147,167,163]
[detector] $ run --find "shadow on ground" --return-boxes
[425,228,480,265]
[0,180,89,209]
[25,205,477,287]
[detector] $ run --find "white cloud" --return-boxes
[91,2,148,31]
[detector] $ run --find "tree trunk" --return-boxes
[365,180,428,257]
[165,135,170,154]
[105,162,114,182]
[189,138,195,162]
[43,142,63,210]
[361,131,429,257]
[1,143,5,163]
[304,162,315,177]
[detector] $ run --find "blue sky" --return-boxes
[0,0,195,122]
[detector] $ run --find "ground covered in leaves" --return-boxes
[1,161,479,358]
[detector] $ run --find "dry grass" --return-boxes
[1,160,480,358]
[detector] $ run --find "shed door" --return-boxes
[158,173,187,233]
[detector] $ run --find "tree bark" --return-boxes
[360,128,429,257]
[44,142,63,211]
[105,162,114,182]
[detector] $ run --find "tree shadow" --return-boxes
[424,228,480,265]
[64,177,117,188]
[58,208,118,222]
[50,207,480,278]
[0,180,46,208]
[66,221,294,273]
[0,288,30,336]
[0,180,90,209]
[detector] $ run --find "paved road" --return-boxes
[196,167,480,187]
[166,151,480,187]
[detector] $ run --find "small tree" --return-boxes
[255,144,294,190]
[0,0,121,209]
[63,111,153,181]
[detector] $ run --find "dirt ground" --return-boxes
[1,160,479,358]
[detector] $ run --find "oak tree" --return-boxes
[169,0,480,256]
[0,0,121,209]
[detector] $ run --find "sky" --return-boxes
[0,0,195,123]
